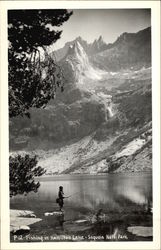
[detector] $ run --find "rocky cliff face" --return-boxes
[88,36,109,55]
[10,42,113,150]
[61,41,107,86]
[91,27,151,71]
[10,27,152,174]
[52,35,109,61]
[53,36,90,61]
[53,27,151,71]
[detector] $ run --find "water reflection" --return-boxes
[11,173,152,214]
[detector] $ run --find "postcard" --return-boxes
[0,1,160,249]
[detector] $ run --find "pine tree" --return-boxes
[9,9,72,196]
[8,9,72,117]
[10,155,46,197]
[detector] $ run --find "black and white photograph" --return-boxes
[0,2,160,248]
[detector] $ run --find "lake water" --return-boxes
[10,172,152,241]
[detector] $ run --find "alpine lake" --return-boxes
[10,172,152,242]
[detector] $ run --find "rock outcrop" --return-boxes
[10,210,41,233]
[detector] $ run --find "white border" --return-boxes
[0,1,160,250]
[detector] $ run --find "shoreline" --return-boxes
[36,170,152,179]
[10,209,42,233]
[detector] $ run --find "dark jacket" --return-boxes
[58,190,64,205]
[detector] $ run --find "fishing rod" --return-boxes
[64,191,81,199]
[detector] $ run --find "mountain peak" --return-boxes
[62,38,105,85]
[98,35,103,42]
[66,40,87,59]
[97,35,106,46]
[75,36,83,42]
[89,35,107,54]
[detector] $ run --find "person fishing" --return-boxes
[57,186,65,212]
[56,188,79,212]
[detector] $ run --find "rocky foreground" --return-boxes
[10,210,42,233]
[10,207,152,242]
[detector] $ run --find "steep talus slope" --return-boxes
[62,83,152,174]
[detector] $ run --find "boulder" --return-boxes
[44,211,64,216]
[10,209,42,233]
[127,226,152,237]
[11,225,30,234]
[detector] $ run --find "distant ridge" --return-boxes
[51,27,151,68]
[52,35,109,61]
[91,27,151,71]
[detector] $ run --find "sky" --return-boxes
[52,9,151,50]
